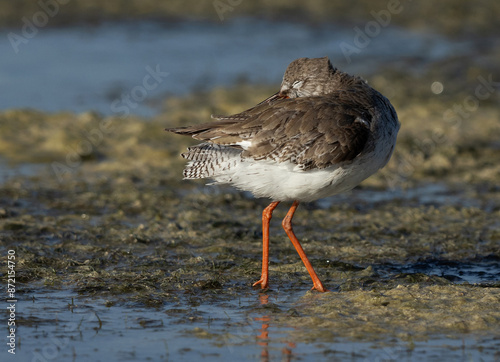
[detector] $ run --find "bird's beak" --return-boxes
[257,91,289,105]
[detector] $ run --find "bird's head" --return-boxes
[279,56,337,98]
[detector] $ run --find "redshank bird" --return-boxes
[166,57,400,292]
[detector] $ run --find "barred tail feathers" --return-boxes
[181,143,242,180]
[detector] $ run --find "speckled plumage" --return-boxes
[166,57,399,201]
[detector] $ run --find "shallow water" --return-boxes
[0,158,48,184]
[317,183,489,210]
[15,286,500,362]
[379,258,500,284]
[0,19,473,116]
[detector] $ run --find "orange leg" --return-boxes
[253,201,280,289]
[282,201,326,292]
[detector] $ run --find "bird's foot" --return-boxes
[311,282,328,293]
[252,278,269,289]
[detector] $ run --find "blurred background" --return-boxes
[0,1,499,361]
[1,0,499,116]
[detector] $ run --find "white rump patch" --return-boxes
[234,140,252,150]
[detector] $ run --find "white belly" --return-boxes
[211,131,396,202]
[193,110,399,202]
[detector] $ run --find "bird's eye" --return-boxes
[292,80,304,89]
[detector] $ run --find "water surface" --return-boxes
[0,19,472,116]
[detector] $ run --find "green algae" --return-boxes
[284,285,500,342]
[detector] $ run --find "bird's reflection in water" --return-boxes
[255,293,296,361]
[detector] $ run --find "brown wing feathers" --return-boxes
[166,96,371,171]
